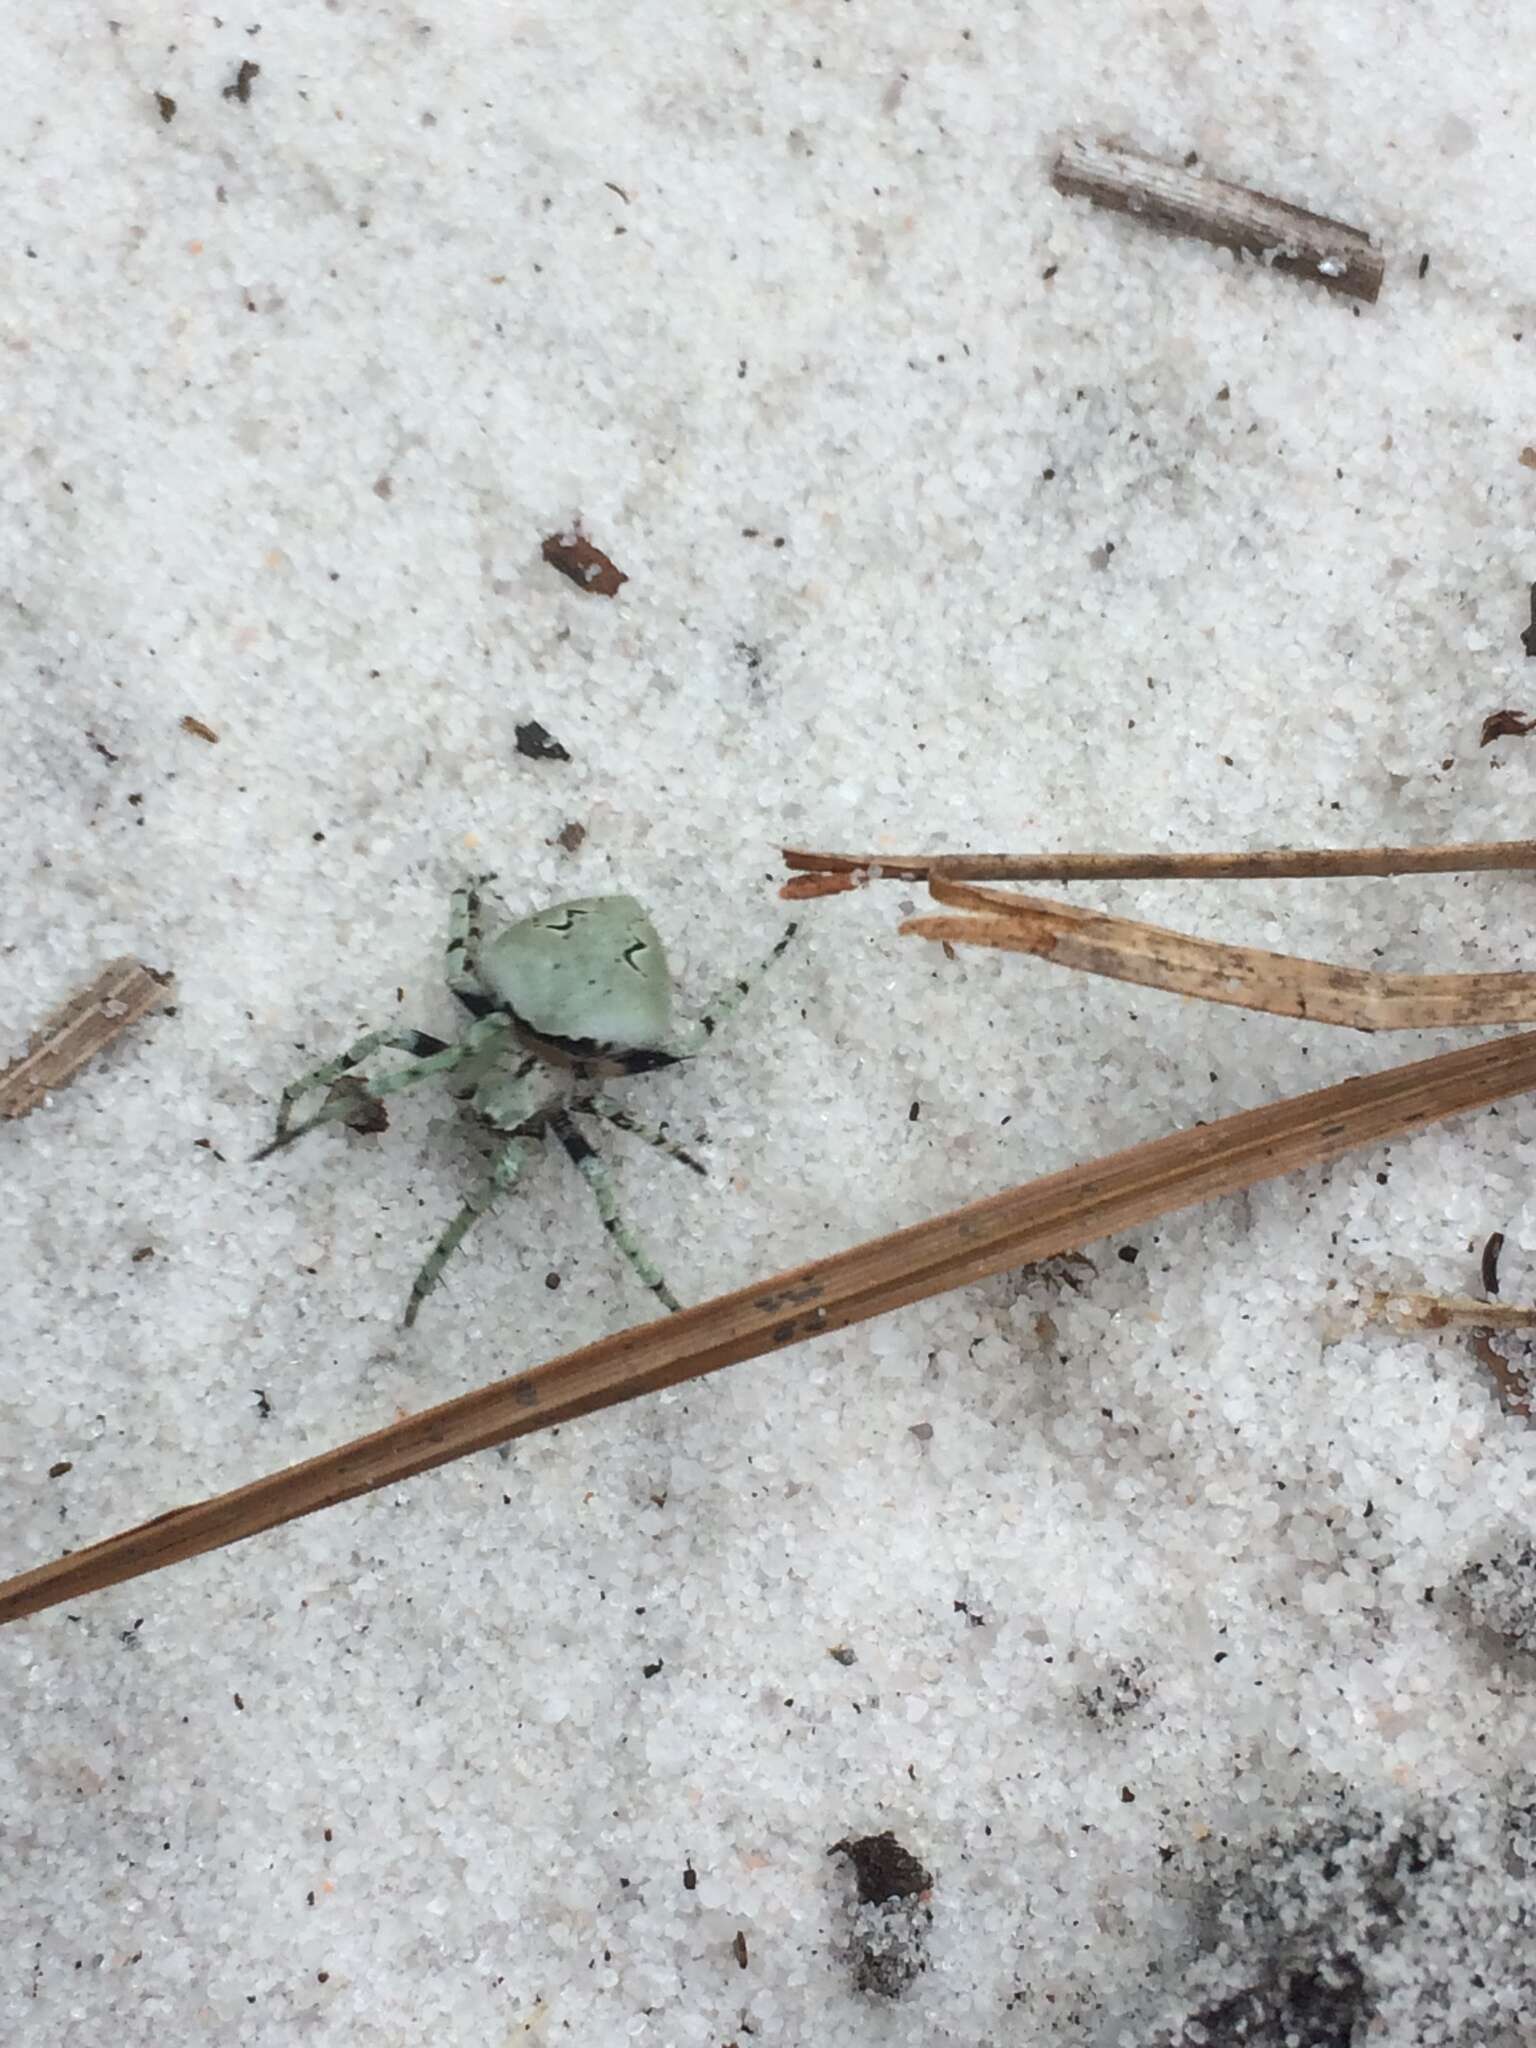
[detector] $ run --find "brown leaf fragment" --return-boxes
[180,715,220,744]
[155,93,176,124]
[222,60,260,104]
[541,530,628,597]
[1480,709,1536,745]
[732,1930,749,1969]
[556,820,587,852]
[1,958,172,1120]
[323,1075,389,1135]
[1520,447,1536,469]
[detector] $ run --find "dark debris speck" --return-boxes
[515,720,571,763]
[830,1831,932,1904]
[222,60,260,104]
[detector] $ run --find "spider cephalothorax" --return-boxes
[256,879,796,1325]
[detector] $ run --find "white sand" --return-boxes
[5,4,1536,2041]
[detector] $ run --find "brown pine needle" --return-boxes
[780,839,1536,897]
[901,876,1536,1032]
[8,1029,1536,1625]
[1,957,172,1120]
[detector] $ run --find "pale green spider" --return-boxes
[255,879,797,1326]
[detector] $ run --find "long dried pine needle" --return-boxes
[6,1028,1536,1625]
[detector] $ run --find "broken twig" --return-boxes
[6,1028,1536,1623]
[1050,139,1383,303]
[1,958,171,1120]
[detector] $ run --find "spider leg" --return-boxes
[665,922,799,1054]
[255,1017,511,1160]
[446,872,497,1007]
[547,1106,684,1314]
[403,1059,549,1326]
[403,1134,534,1327]
[261,1027,452,1151]
[573,1092,707,1177]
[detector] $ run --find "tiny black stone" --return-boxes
[829,1831,932,1904]
[515,719,572,762]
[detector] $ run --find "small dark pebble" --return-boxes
[1118,1245,1139,1264]
[908,1100,920,1121]
[545,1271,562,1291]
[908,1421,933,1441]
[828,1645,857,1667]
[515,720,571,763]
[131,1246,155,1263]
[683,1863,697,1890]
[830,1832,932,1904]
[733,1930,749,1969]
[555,820,586,852]
[642,1659,663,1678]
[48,1460,73,1479]
[1418,252,1430,278]
[234,1693,245,1711]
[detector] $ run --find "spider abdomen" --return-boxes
[479,895,675,1060]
